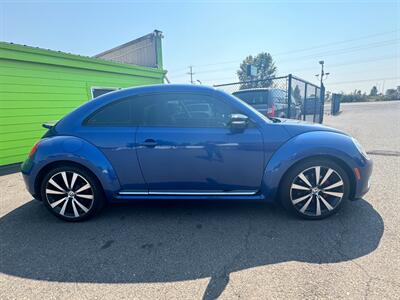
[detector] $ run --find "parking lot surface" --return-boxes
[1,101,399,300]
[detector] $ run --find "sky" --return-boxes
[0,0,399,93]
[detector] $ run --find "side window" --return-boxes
[86,99,131,126]
[136,93,238,128]
[181,95,237,127]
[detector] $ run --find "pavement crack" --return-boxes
[367,150,400,157]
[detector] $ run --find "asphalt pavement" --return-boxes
[0,101,399,299]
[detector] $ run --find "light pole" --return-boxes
[319,60,325,87]
[318,60,329,123]
[318,60,330,86]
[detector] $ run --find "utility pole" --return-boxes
[187,66,194,84]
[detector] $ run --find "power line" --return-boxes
[291,55,398,73]
[167,29,398,74]
[197,55,398,84]
[170,39,399,80]
[276,39,399,63]
[168,66,190,73]
[201,76,400,88]
[327,76,400,85]
[199,29,399,68]
[273,30,398,56]
[170,38,399,78]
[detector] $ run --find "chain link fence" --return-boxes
[214,74,324,123]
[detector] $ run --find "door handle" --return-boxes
[141,139,157,148]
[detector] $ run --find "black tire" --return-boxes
[279,159,350,220]
[40,165,105,221]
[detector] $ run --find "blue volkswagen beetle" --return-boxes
[21,84,372,221]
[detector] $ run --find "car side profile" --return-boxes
[21,84,372,221]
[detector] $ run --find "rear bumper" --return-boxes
[21,158,39,199]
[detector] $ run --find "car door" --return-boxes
[135,92,265,194]
[77,98,146,192]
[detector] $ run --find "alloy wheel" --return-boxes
[290,166,344,217]
[45,171,94,219]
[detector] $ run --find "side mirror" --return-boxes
[229,114,248,130]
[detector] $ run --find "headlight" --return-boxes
[352,137,369,159]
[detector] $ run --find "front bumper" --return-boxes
[352,156,373,200]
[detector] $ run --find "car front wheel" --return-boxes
[279,159,350,219]
[40,166,105,221]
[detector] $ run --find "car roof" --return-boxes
[56,84,272,131]
[104,84,218,99]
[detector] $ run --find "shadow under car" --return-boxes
[0,198,383,299]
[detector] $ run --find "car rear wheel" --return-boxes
[279,159,350,219]
[40,166,105,221]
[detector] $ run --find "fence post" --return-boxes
[313,86,318,123]
[303,83,307,121]
[287,74,292,119]
[331,93,341,115]
[320,84,325,123]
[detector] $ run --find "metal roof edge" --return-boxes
[0,41,166,78]
[94,30,162,58]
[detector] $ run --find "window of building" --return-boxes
[91,87,118,99]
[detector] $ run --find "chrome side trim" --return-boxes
[119,191,149,195]
[149,191,257,196]
[119,191,258,196]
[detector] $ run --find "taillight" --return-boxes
[29,142,40,157]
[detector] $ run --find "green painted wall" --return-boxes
[0,42,166,166]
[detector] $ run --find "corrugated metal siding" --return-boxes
[0,43,165,166]
[94,31,164,68]
[96,35,157,67]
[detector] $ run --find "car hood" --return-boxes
[277,118,346,137]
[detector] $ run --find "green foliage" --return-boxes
[341,86,399,102]
[384,87,400,100]
[237,52,277,89]
[341,90,367,102]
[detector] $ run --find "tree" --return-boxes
[237,52,277,89]
[340,85,399,102]
[370,86,378,96]
[385,88,398,100]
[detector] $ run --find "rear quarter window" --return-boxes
[85,99,131,126]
